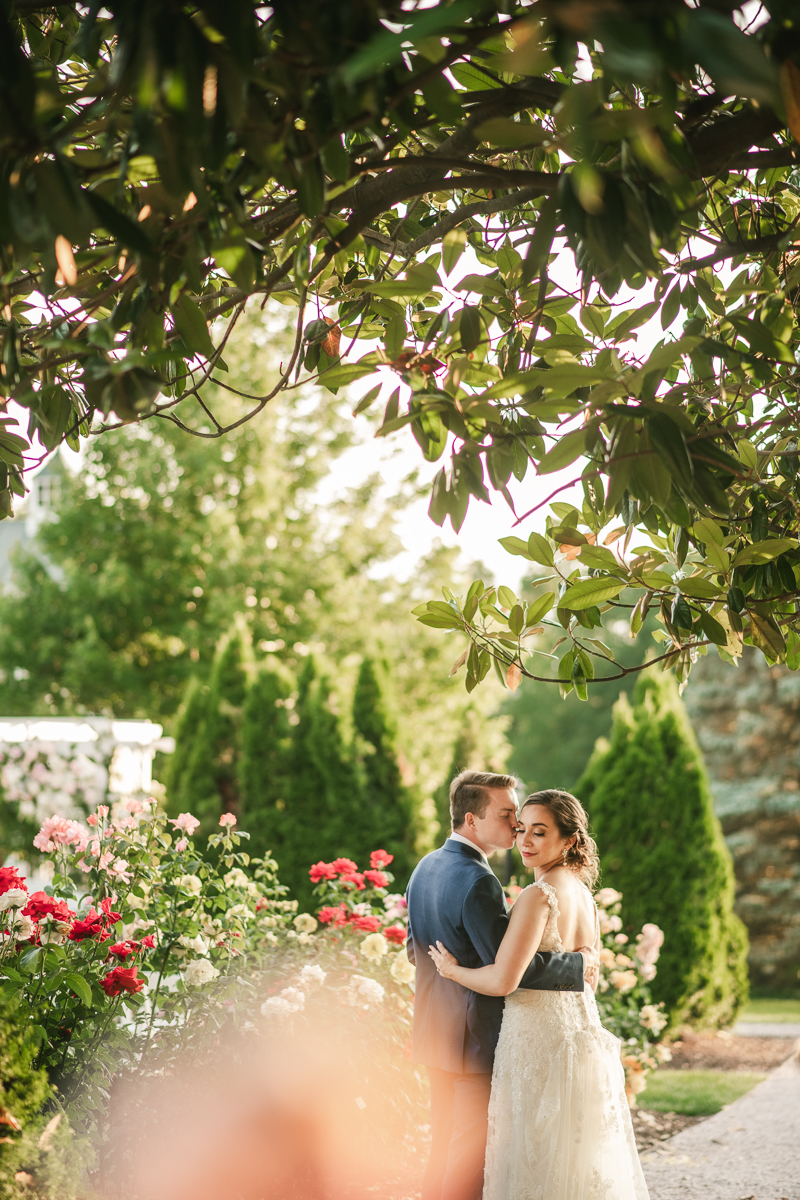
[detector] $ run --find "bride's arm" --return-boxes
[428,887,551,997]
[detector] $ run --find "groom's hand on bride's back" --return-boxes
[578,946,599,992]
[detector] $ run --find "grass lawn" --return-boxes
[740,998,800,1023]
[640,1070,767,1116]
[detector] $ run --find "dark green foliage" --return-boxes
[276,657,363,908]
[163,677,211,808]
[352,658,416,886]
[166,625,251,835]
[238,662,294,861]
[577,672,749,1030]
[433,706,489,838]
[504,607,657,792]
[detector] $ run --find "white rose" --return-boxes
[178,874,202,895]
[359,933,388,961]
[263,931,278,946]
[39,921,71,946]
[183,958,219,986]
[127,892,148,909]
[639,1004,668,1035]
[293,913,318,934]
[595,888,622,908]
[9,914,35,942]
[224,868,250,890]
[0,889,28,911]
[390,953,416,987]
[227,903,250,921]
[348,975,385,1006]
[179,934,210,956]
[296,932,313,945]
[298,964,327,987]
[261,996,293,1016]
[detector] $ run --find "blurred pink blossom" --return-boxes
[170,813,200,836]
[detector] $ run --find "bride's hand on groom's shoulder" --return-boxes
[429,941,458,979]
[578,946,600,992]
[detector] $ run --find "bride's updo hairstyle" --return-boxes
[521,789,600,889]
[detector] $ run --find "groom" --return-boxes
[406,770,596,1200]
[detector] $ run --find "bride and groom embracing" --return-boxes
[406,770,649,1200]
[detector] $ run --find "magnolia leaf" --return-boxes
[731,538,798,568]
[560,577,626,610]
[506,662,522,691]
[749,611,786,662]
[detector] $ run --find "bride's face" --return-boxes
[516,805,571,871]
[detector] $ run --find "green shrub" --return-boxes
[167,624,251,835]
[238,661,294,861]
[0,996,85,1200]
[578,671,749,1029]
[352,659,416,887]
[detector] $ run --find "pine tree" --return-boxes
[277,657,362,907]
[577,672,749,1029]
[167,624,251,835]
[352,658,416,885]
[238,661,294,861]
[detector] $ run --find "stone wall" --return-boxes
[684,650,800,991]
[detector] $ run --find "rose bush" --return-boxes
[0,813,423,1196]
[592,888,670,1105]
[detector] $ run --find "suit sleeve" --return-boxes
[406,905,416,965]
[461,873,584,993]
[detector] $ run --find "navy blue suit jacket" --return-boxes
[406,839,585,1074]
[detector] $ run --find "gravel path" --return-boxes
[642,1053,800,1200]
[732,1022,800,1039]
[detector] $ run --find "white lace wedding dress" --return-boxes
[483,881,649,1200]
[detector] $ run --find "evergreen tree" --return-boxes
[163,677,211,808]
[433,707,487,840]
[577,672,749,1030]
[352,658,416,886]
[238,662,294,862]
[167,624,251,835]
[277,657,362,908]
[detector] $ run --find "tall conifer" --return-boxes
[578,672,749,1029]
[352,658,416,885]
[238,662,294,861]
[278,657,361,906]
[167,624,251,835]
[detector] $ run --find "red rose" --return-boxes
[383,925,407,945]
[309,862,338,883]
[363,870,389,888]
[101,966,144,997]
[140,934,156,949]
[348,914,381,933]
[22,892,74,922]
[340,872,365,891]
[107,940,137,959]
[331,858,359,876]
[0,866,27,895]
[370,850,393,869]
[69,909,104,942]
[99,897,121,925]
[318,904,348,927]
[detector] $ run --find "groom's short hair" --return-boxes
[450,770,518,830]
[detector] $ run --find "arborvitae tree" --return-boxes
[167,624,251,835]
[164,677,211,808]
[577,672,749,1030]
[352,658,416,886]
[277,657,362,908]
[238,662,294,862]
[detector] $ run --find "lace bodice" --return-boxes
[529,880,563,952]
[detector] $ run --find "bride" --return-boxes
[428,789,649,1200]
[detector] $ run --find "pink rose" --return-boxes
[169,813,200,836]
[219,814,237,828]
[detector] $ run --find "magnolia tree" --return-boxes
[3,2,800,696]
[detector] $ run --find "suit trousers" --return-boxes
[423,1067,492,1200]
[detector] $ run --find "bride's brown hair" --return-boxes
[521,789,600,889]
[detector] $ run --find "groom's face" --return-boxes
[471,788,520,853]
